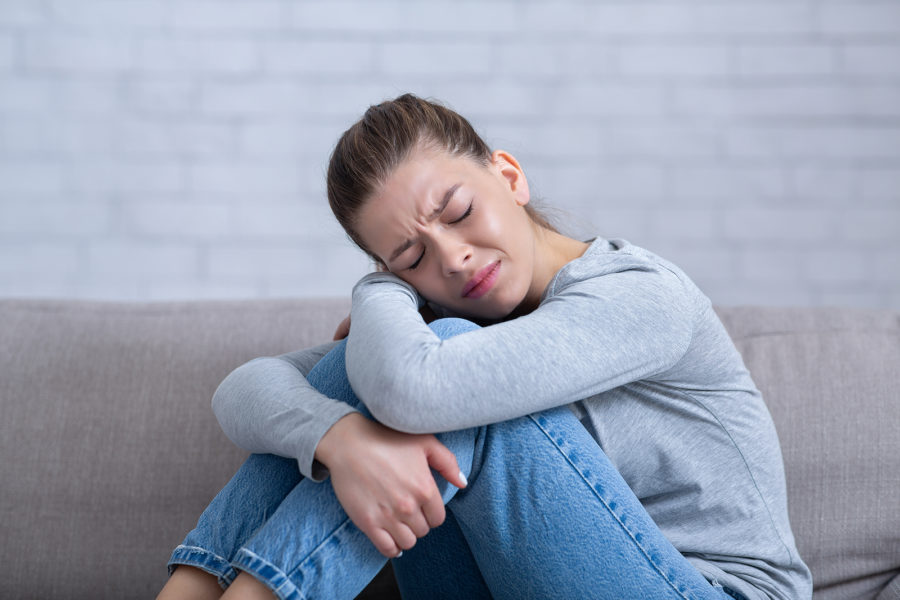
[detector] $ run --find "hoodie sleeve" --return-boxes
[345,259,695,434]
[211,340,360,481]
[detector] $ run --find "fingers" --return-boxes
[425,438,468,489]
[332,314,351,340]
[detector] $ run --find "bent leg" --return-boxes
[447,404,730,600]
[230,319,489,599]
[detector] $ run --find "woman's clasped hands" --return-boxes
[314,412,468,558]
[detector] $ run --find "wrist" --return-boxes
[314,412,367,469]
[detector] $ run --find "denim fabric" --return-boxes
[169,318,735,599]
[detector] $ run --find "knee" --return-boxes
[428,317,481,340]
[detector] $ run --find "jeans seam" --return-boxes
[529,413,694,600]
[288,513,358,581]
[233,547,308,600]
[168,544,237,589]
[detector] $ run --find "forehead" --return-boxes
[355,150,480,256]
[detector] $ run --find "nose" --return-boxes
[436,236,472,277]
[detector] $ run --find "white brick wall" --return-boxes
[0,0,897,308]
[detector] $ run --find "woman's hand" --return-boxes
[333,314,351,340]
[314,413,467,558]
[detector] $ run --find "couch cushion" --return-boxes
[0,298,351,599]
[716,306,900,600]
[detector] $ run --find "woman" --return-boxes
[158,94,812,599]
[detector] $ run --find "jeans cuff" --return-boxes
[167,544,237,590]
[232,547,304,600]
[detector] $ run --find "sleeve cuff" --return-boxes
[298,403,362,482]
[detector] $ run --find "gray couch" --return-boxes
[1,298,898,599]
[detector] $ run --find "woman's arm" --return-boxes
[211,341,360,481]
[345,259,696,434]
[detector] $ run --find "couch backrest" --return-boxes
[1,300,898,599]
[0,298,349,599]
[716,306,900,600]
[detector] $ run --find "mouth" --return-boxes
[462,261,500,299]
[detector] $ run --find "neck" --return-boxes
[509,224,590,319]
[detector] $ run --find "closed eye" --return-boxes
[450,202,473,224]
[407,250,425,270]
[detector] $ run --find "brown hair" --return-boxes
[326,93,556,262]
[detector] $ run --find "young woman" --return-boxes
[158,94,812,600]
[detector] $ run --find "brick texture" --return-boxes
[0,0,897,307]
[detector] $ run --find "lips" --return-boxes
[462,261,500,299]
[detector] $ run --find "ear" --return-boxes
[491,149,530,207]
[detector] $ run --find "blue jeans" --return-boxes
[169,318,740,600]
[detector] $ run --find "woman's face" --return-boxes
[355,146,542,320]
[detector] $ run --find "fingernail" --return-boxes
[396,551,403,558]
[459,471,468,487]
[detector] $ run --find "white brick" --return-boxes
[261,40,374,75]
[188,162,306,195]
[496,41,615,80]
[818,4,900,35]
[23,34,134,72]
[125,201,231,238]
[231,200,341,239]
[53,80,120,114]
[579,208,652,240]
[801,249,872,284]
[521,4,688,35]
[259,241,370,298]
[790,166,857,204]
[652,245,736,286]
[207,242,314,279]
[670,166,787,205]
[870,251,900,285]
[86,241,198,278]
[737,248,805,283]
[137,38,258,74]
[816,287,890,309]
[705,281,815,308]
[0,163,65,193]
[63,161,185,194]
[48,0,168,29]
[144,281,262,301]
[425,81,547,119]
[647,209,719,241]
[113,119,238,158]
[290,2,402,33]
[726,126,900,160]
[674,84,900,119]
[171,1,286,32]
[860,167,900,201]
[737,44,836,78]
[522,4,814,36]
[534,164,665,203]
[616,44,731,78]
[841,44,900,78]
[0,242,79,276]
[240,121,341,158]
[722,209,833,243]
[200,81,309,116]
[602,124,720,160]
[122,80,196,114]
[0,33,15,70]
[379,41,492,76]
[554,82,667,118]
[0,77,55,112]
[837,209,900,245]
[0,0,47,26]
[291,2,514,35]
[0,200,111,235]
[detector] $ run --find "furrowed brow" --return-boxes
[388,183,460,263]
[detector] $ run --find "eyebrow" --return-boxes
[388,183,461,263]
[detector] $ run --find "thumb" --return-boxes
[425,439,468,489]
